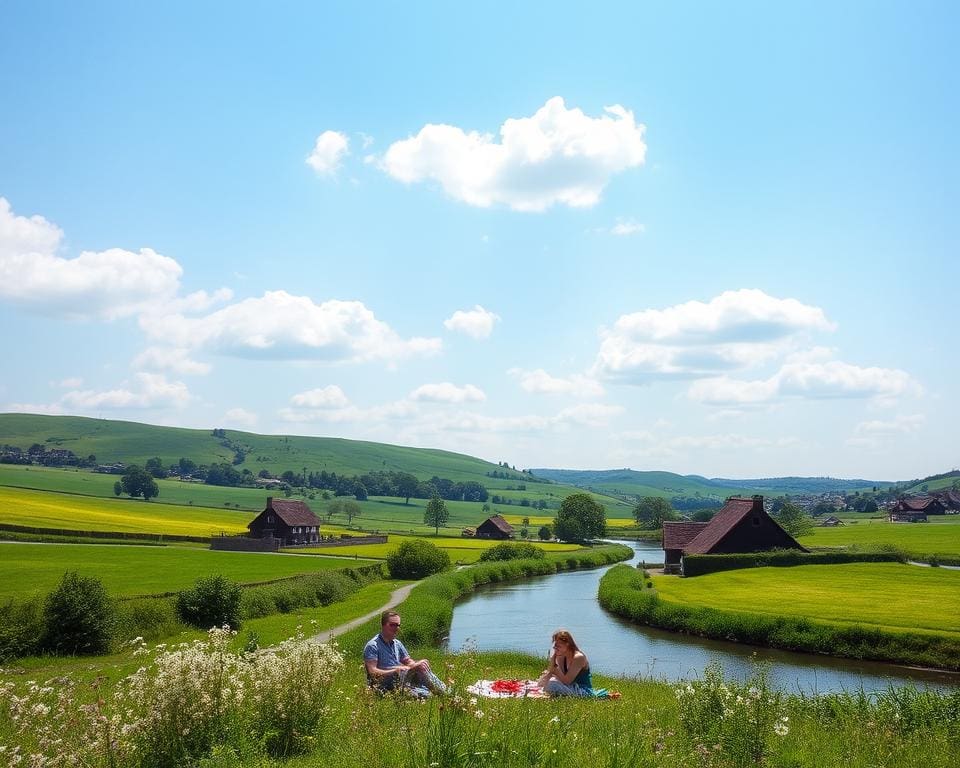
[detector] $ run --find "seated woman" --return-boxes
[537,629,593,697]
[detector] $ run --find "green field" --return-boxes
[0,542,376,599]
[652,562,960,635]
[799,515,960,556]
[293,534,581,563]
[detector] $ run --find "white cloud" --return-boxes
[688,360,921,406]
[58,377,83,388]
[410,382,486,403]
[510,368,604,397]
[610,219,645,236]
[223,408,258,428]
[443,305,500,339]
[381,97,647,211]
[59,373,191,410]
[145,290,442,363]
[290,385,350,409]
[853,414,925,436]
[0,197,185,320]
[133,347,211,376]
[306,131,350,176]
[594,289,835,381]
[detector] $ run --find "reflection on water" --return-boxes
[446,540,959,694]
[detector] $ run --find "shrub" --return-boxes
[0,597,43,662]
[478,542,546,561]
[115,596,181,643]
[176,575,243,630]
[40,571,116,656]
[386,539,451,579]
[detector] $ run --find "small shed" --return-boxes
[818,515,845,527]
[662,495,806,574]
[475,514,514,540]
[248,497,321,545]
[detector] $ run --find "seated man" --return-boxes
[363,610,447,697]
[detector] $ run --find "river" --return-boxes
[447,540,959,693]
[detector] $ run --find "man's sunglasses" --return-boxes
[387,622,401,628]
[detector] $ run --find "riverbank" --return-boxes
[599,564,960,671]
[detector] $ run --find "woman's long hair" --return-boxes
[551,629,580,653]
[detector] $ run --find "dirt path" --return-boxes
[310,582,416,644]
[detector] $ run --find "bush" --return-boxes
[682,548,905,577]
[386,539,451,579]
[114,596,181,643]
[0,597,43,662]
[478,542,546,561]
[41,571,116,656]
[177,575,243,630]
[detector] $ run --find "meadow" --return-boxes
[292,535,581,563]
[0,542,376,598]
[799,515,960,556]
[652,562,960,636]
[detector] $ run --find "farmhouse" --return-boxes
[661,495,805,574]
[475,514,514,540]
[888,497,943,523]
[247,497,321,545]
[932,489,960,512]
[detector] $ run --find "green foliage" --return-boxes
[773,501,813,537]
[40,571,116,655]
[632,496,679,529]
[238,567,383,619]
[423,492,449,534]
[0,596,43,662]
[327,498,362,523]
[121,464,159,500]
[386,539,451,579]
[478,541,546,561]
[554,492,606,542]
[538,524,552,540]
[176,574,243,630]
[681,548,905,577]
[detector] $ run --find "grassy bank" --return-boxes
[599,564,960,671]
[798,515,960,557]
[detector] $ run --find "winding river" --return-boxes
[447,540,959,693]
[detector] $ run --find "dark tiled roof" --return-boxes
[936,489,960,509]
[484,514,514,534]
[266,499,321,527]
[683,497,761,555]
[896,497,944,512]
[662,521,708,550]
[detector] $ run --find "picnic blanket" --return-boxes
[467,679,621,699]
[467,679,548,698]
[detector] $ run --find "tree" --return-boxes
[120,465,159,500]
[538,525,552,541]
[386,540,450,579]
[178,457,197,476]
[113,481,122,497]
[41,572,115,656]
[423,493,449,535]
[396,473,419,505]
[354,482,368,501]
[328,499,361,525]
[632,497,678,530]
[144,456,166,478]
[772,502,813,537]
[554,493,606,543]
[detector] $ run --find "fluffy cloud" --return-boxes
[133,347,211,376]
[688,360,921,406]
[409,383,486,403]
[144,290,442,363]
[381,97,646,211]
[610,219,645,236]
[290,385,350,409]
[510,368,604,397]
[306,131,349,176]
[443,305,500,339]
[59,373,191,410]
[594,289,835,381]
[0,197,184,320]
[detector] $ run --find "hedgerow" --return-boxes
[681,547,906,576]
[598,564,960,671]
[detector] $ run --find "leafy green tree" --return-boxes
[772,502,813,537]
[396,473,419,505]
[178,457,197,476]
[113,481,122,497]
[120,465,159,500]
[554,493,606,543]
[354,482,368,501]
[423,493,449,535]
[386,539,450,579]
[538,525,552,541]
[144,456,166,478]
[176,575,242,630]
[632,497,678,530]
[328,499,361,525]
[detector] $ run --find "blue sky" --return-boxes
[1,1,956,480]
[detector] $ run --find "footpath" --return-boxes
[310,582,416,644]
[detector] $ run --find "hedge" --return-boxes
[598,564,960,671]
[681,548,906,577]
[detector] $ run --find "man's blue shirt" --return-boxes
[364,633,409,686]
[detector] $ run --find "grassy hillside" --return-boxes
[532,467,889,498]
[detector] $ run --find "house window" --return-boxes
[267,515,274,523]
